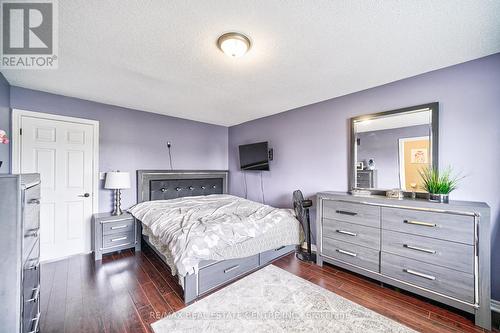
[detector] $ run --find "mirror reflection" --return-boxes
[353,108,433,191]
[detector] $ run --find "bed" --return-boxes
[132,170,301,304]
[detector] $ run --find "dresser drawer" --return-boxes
[382,230,473,274]
[198,255,259,294]
[102,218,135,235]
[323,200,380,227]
[102,232,135,249]
[23,239,40,273]
[23,262,40,307]
[23,186,41,258]
[22,241,40,333]
[23,242,40,302]
[323,218,380,250]
[381,207,474,245]
[23,300,39,333]
[322,237,379,272]
[381,252,474,303]
[24,182,41,205]
[260,244,296,265]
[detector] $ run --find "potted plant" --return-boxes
[418,166,462,203]
[0,129,9,169]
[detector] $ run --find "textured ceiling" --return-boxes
[2,1,500,126]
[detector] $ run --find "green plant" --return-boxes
[418,166,463,194]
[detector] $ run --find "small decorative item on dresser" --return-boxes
[386,188,404,199]
[105,171,131,215]
[419,166,463,203]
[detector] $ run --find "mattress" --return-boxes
[129,194,302,280]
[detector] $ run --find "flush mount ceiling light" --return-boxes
[217,32,251,58]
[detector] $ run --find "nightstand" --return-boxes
[92,212,141,260]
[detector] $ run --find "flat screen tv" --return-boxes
[239,142,270,171]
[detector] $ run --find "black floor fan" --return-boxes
[293,190,316,262]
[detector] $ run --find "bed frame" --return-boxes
[136,170,296,304]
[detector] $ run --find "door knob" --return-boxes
[79,193,90,198]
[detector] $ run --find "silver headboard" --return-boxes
[137,170,228,203]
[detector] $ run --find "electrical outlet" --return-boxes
[167,141,171,148]
[99,172,106,180]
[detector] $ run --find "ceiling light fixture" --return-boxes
[217,32,251,58]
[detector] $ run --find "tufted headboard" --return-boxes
[137,170,228,203]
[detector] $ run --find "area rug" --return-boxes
[152,265,415,333]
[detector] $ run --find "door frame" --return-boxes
[12,109,100,227]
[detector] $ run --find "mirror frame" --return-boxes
[349,102,439,196]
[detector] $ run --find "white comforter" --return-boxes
[128,194,301,277]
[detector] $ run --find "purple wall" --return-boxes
[228,53,500,299]
[10,86,228,212]
[0,74,10,173]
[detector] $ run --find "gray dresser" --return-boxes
[316,191,491,330]
[0,174,41,333]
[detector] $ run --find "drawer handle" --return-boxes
[110,236,127,242]
[28,312,41,333]
[110,225,128,230]
[274,245,286,251]
[336,249,357,257]
[27,260,40,271]
[336,229,357,237]
[336,210,357,216]
[28,199,40,205]
[403,268,436,280]
[224,265,240,273]
[404,219,436,227]
[403,244,436,254]
[25,227,40,238]
[26,285,40,303]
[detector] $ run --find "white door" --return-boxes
[15,112,97,261]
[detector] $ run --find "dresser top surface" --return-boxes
[93,212,133,220]
[317,191,489,211]
[0,173,40,188]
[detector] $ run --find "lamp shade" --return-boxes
[105,171,130,189]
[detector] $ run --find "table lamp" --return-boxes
[105,171,131,215]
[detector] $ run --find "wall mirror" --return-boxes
[350,103,439,194]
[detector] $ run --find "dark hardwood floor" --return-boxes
[40,244,495,333]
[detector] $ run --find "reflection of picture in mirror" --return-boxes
[399,137,430,191]
[411,148,428,164]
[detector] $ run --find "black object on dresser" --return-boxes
[316,191,491,330]
[92,212,141,260]
[0,174,41,333]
